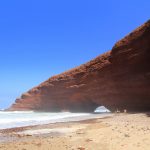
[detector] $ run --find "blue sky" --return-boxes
[0,0,150,109]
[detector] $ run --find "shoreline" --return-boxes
[0,111,112,130]
[0,114,112,139]
[1,113,150,150]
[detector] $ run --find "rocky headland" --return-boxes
[8,20,150,112]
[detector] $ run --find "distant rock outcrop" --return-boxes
[8,20,150,112]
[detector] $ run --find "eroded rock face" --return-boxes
[8,20,150,112]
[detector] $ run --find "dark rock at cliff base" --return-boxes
[8,20,150,112]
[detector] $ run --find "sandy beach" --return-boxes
[0,113,150,150]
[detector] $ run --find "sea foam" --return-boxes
[0,111,112,129]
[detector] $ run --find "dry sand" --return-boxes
[0,113,150,150]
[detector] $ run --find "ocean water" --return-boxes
[0,111,112,129]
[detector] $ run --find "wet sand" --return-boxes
[0,113,150,150]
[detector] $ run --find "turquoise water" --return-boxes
[0,111,112,129]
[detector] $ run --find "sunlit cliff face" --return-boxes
[8,20,150,112]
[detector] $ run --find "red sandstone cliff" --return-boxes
[8,20,150,112]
